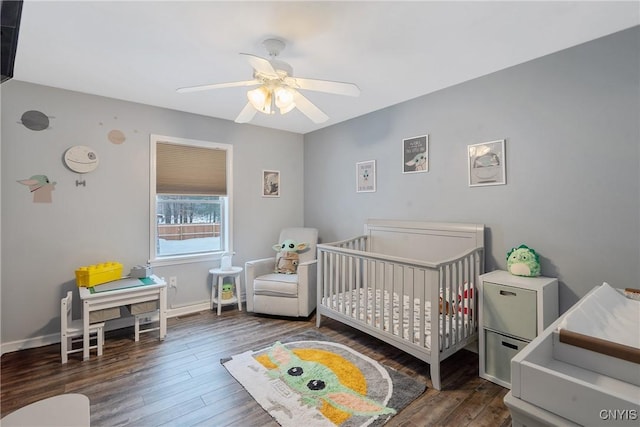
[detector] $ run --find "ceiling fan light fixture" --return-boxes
[247,86,275,114]
[279,103,296,115]
[247,86,268,109]
[275,86,295,114]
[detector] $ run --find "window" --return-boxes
[150,135,232,264]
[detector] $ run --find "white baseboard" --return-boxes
[1,334,61,356]
[0,302,213,356]
[168,301,211,317]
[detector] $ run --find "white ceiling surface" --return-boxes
[13,1,640,135]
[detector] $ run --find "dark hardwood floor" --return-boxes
[1,308,511,426]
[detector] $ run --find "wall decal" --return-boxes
[17,175,57,203]
[108,129,126,144]
[63,145,99,174]
[19,110,52,131]
[99,116,135,144]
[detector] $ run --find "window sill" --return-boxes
[149,252,223,267]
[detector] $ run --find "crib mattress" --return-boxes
[322,287,470,350]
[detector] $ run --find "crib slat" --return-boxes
[403,265,409,341]
[371,260,379,329]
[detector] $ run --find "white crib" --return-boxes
[316,219,485,390]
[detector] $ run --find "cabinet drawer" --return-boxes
[485,330,529,386]
[483,282,536,340]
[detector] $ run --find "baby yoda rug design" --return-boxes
[221,331,426,426]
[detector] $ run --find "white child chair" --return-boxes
[134,311,160,342]
[60,291,105,363]
[129,300,160,342]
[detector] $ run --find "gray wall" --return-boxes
[304,27,640,313]
[1,81,304,349]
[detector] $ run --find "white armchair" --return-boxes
[245,227,318,317]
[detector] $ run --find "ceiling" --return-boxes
[11,1,640,134]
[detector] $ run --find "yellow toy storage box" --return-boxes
[75,261,123,287]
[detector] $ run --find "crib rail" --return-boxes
[317,237,483,358]
[436,248,483,357]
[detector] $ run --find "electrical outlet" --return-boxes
[169,276,177,288]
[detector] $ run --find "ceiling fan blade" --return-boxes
[292,90,329,124]
[240,53,277,77]
[177,80,259,93]
[234,102,257,123]
[286,77,360,97]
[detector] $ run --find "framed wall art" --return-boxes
[356,160,376,193]
[402,134,429,173]
[468,139,506,187]
[262,170,280,197]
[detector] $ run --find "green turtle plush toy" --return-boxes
[507,244,541,277]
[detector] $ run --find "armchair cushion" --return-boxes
[254,273,299,297]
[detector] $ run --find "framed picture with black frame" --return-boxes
[402,135,428,173]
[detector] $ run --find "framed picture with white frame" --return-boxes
[356,160,376,193]
[262,170,280,197]
[468,139,506,187]
[402,134,429,173]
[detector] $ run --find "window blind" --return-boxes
[156,142,227,195]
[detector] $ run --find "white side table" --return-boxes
[209,266,243,315]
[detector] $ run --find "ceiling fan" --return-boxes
[177,38,360,124]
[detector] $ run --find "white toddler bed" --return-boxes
[316,219,485,390]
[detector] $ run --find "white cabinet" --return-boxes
[479,270,558,388]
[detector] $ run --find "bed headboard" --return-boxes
[364,219,484,262]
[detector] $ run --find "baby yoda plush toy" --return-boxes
[221,283,233,300]
[507,244,541,277]
[273,239,308,274]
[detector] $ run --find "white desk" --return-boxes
[78,275,167,360]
